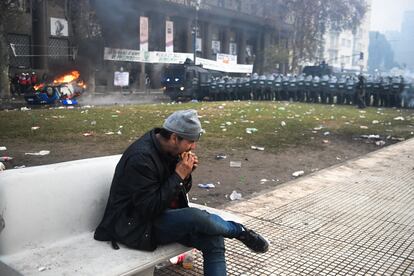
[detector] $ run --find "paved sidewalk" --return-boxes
[157,138,414,275]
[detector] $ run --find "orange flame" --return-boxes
[53,71,80,85]
[34,83,45,91]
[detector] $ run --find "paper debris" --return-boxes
[292,170,304,177]
[230,161,242,168]
[245,128,258,134]
[281,121,286,127]
[360,126,369,129]
[21,107,30,111]
[25,150,50,156]
[229,190,242,201]
[31,126,40,130]
[394,116,405,121]
[215,154,227,160]
[0,156,13,162]
[83,132,93,137]
[198,183,215,189]
[0,162,5,171]
[251,146,265,151]
[375,141,386,146]
[0,147,6,151]
[372,120,379,124]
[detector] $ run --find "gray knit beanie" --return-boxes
[163,109,202,141]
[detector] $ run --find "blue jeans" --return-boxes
[153,207,243,276]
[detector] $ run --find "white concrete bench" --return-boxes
[0,155,241,276]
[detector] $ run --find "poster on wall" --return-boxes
[196,38,202,52]
[165,20,174,53]
[50,18,68,37]
[229,42,237,55]
[140,16,149,51]
[212,40,221,54]
[114,71,129,87]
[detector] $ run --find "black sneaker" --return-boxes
[237,227,269,253]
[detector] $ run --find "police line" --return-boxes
[103,47,253,74]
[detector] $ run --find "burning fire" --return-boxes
[53,71,80,85]
[34,83,45,91]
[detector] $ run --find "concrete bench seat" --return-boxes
[0,155,240,276]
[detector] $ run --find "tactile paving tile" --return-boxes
[156,140,414,275]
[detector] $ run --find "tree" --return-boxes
[264,0,368,72]
[0,0,23,98]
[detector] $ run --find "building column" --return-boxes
[254,31,264,74]
[203,22,212,59]
[148,12,165,88]
[185,18,193,53]
[237,29,246,64]
[222,27,230,54]
[32,0,48,70]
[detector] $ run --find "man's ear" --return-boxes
[171,133,179,144]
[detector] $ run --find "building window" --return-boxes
[48,38,69,61]
[8,34,31,69]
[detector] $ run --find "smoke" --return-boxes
[400,87,414,108]
[78,93,169,106]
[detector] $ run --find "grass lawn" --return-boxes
[1,101,413,153]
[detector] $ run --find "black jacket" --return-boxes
[94,128,191,251]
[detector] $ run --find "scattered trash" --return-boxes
[117,130,122,135]
[38,266,47,272]
[251,146,265,151]
[111,115,118,118]
[313,126,323,131]
[198,183,215,189]
[13,165,26,169]
[375,141,386,146]
[372,120,379,124]
[0,156,13,162]
[215,154,227,160]
[245,128,258,134]
[20,107,31,111]
[91,121,97,126]
[322,140,329,144]
[323,131,330,136]
[203,120,210,124]
[292,170,304,177]
[336,156,342,160]
[360,134,381,140]
[191,197,198,201]
[360,126,369,129]
[225,121,232,125]
[280,121,286,127]
[394,116,405,121]
[105,132,114,135]
[260,179,269,184]
[0,146,6,151]
[25,150,50,156]
[390,137,405,141]
[229,190,242,201]
[83,132,93,137]
[230,161,242,168]
[31,126,40,130]
[0,162,5,171]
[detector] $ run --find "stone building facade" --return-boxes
[5,0,289,91]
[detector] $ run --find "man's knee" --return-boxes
[200,235,225,254]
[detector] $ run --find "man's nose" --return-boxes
[190,142,196,150]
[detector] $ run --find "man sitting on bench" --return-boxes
[94,109,269,276]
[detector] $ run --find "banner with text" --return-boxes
[165,20,174,53]
[216,53,237,65]
[140,16,148,51]
[104,47,252,74]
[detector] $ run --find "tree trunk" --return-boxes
[0,22,11,98]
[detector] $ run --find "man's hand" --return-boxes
[175,152,196,180]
